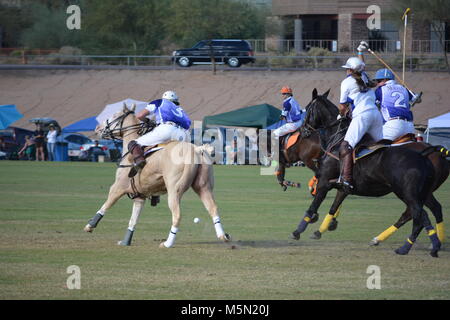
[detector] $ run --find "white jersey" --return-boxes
[339,74,377,117]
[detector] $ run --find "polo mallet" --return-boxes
[366,46,423,106]
[402,8,411,83]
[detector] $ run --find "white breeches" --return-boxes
[273,120,303,138]
[344,109,384,148]
[382,119,415,141]
[135,123,188,147]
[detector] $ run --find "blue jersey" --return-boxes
[282,96,303,122]
[146,99,191,130]
[375,80,413,123]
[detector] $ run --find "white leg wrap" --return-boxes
[213,217,225,238]
[163,226,178,248]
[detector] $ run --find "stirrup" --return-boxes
[336,178,354,193]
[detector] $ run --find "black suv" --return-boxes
[172,39,255,68]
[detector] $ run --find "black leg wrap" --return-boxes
[88,213,103,228]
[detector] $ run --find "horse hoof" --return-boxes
[220,233,231,242]
[394,248,408,255]
[430,250,439,258]
[369,238,380,246]
[309,213,319,224]
[84,225,94,233]
[291,231,300,240]
[310,231,321,240]
[159,242,170,248]
[117,240,131,246]
[328,219,338,231]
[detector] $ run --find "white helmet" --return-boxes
[342,57,365,72]
[162,90,179,102]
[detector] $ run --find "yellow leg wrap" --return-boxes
[376,225,398,242]
[407,238,414,245]
[427,229,437,236]
[304,216,311,223]
[333,206,342,219]
[436,222,445,243]
[319,214,334,233]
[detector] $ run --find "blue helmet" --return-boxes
[373,68,395,80]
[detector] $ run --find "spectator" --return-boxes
[46,125,57,161]
[89,140,106,162]
[18,136,36,160]
[34,124,45,161]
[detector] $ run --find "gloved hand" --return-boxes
[357,41,369,52]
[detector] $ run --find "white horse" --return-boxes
[84,104,231,248]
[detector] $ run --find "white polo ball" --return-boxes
[194,217,200,224]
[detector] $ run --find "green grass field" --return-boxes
[0,160,449,300]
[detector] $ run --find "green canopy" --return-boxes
[203,104,281,129]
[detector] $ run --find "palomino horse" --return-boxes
[292,89,442,257]
[84,104,231,248]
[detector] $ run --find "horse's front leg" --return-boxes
[310,190,347,240]
[291,181,331,240]
[84,181,127,232]
[275,163,287,191]
[118,198,146,246]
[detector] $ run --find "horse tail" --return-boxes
[420,145,450,158]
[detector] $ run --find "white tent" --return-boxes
[425,111,450,144]
[96,98,148,125]
[427,112,450,129]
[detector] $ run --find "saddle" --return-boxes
[281,131,301,163]
[128,144,167,178]
[353,133,416,162]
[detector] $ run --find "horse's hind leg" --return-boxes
[370,209,412,246]
[396,207,441,257]
[118,198,146,246]
[160,189,182,248]
[425,194,445,243]
[195,187,230,242]
[84,182,127,232]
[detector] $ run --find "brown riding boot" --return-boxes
[128,140,146,170]
[338,141,354,193]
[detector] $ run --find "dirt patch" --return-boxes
[1,69,449,132]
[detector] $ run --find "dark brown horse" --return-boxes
[290,89,447,257]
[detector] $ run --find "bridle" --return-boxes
[101,110,148,140]
[301,96,348,161]
[100,110,155,168]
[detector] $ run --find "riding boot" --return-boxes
[338,141,354,193]
[128,140,146,170]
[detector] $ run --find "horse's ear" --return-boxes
[131,103,136,112]
[123,102,128,112]
[323,89,331,98]
[312,88,318,99]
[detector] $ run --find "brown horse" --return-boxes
[295,89,449,252]
[84,104,231,248]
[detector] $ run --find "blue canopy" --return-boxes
[0,105,23,129]
[63,116,98,133]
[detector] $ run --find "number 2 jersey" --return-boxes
[146,99,192,129]
[375,80,413,123]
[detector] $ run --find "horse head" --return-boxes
[96,103,139,140]
[303,88,339,131]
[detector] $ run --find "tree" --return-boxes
[166,0,266,47]
[390,0,450,72]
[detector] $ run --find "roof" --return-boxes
[428,112,450,129]
[203,104,281,129]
